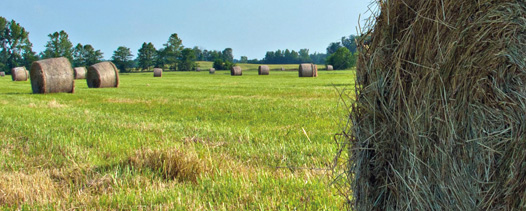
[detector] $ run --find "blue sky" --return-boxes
[2,0,372,60]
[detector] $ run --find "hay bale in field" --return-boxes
[230,66,242,76]
[87,61,119,88]
[153,68,162,77]
[339,1,526,210]
[0,71,5,77]
[196,67,201,72]
[298,63,317,77]
[30,57,75,94]
[209,68,215,74]
[281,67,285,71]
[326,65,333,71]
[73,67,87,79]
[11,67,29,81]
[258,65,270,75]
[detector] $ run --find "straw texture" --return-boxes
[339,1,526,210]
[11,67,28,81]
[230,66,242,76]
[298,63,317,77]
[258,65,270,75]
[73,67,86,79]
[153,68,162,77]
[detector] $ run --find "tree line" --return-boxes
[0,16,361,74]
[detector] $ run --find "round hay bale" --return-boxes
[326,65,334,71]
[87,61,119,88]
[196,67,201,72]
[0,71,5,77]
[298,63,318,77]
[30,57,75,94]
[281,67,285,71]
[258,65,270,75]
[73,67,87,79]
[209,68,215,74]
[11,67,29,81]
[153,68,162,77]
[231,66,242,76]
[340,1,526,210]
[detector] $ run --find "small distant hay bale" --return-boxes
[73,67,87,79]
[0,71,5,77]
[230,66,242,76]
[11,67,29,81]
[298,63,318,77]
[209,68,215,74]
[326,65,333,71]
[30,57,75,94]
[196,67,201,72]
[87,61,119,88]
[281,67,285,71]
[153,68,162,77]
[258,65,270,75]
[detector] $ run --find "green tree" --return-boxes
[341,35,358,54]
[137,42,157,71]
[112,46,134,72]
[178,48,196,71]
[326,42,342,55]
[326,47,355,70]
[41,30,73,61]
[298,49,312,63]
[0,17,37,73]
[72,43,103,67]
[163,33,183,70]
[239,56,248,63]
[222,48,233,63]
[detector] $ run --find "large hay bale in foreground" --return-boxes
[30,57,75,94]
[230,66,242,76]
[0,71,5,77]
[87,62,119,88]
[326,65,333,71]
[73,67,86,79]
[153,68,162,77]
[209,68,215,74]
[11,67,28,81]
[258,65,270,75]
[298,63,317,77]
[342,1,526,210]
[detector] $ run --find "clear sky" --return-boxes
[2,0,372,60]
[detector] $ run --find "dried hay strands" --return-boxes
[73,67,87,79]
[258,65,270,75]
[87,62,119,88]
[230,66,242,76]
[30,57,75,94]
[209,68,215,74]
[11,67,29,81]
[338,1,526,210]
[298,63,317,77]
[153,68,162,77]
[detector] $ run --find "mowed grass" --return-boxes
[0,68,354,210]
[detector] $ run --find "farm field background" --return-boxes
[0,68,354,210]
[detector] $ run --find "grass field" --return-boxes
[0,68,354,210]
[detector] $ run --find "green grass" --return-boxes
[0,69,354,210]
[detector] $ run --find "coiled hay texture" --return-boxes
[87,62,119,88]
[231,66,242,76]
[73,67,87,79]
[258,65,270,75]
[153,68,162,77]
[342,1,526,210]
[11,67,28,81]
[30,57,75,94]
[298,63,317,77]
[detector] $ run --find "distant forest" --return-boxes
[0,16,359,74]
